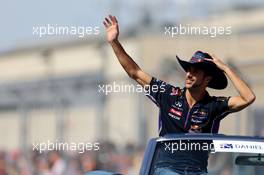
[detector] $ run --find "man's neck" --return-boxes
[186,88,207,108]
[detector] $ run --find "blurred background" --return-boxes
[0,0,264,174]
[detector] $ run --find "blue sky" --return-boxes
[1,0,263,53]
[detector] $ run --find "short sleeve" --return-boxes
[212,96,231,119]
[145,77,175,107]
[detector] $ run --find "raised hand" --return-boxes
[205,54,227,71]
[103,15,119,43]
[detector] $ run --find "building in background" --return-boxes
[0,7,264,152]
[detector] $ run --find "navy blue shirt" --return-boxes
[146,77,230,136]
[146,77,231,173]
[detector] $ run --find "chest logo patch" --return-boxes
[169,108,183,117]
[174,101,182,108]
[170,87,182,96]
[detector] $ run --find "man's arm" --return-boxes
[103,15,152,87]
[207,54,256,112]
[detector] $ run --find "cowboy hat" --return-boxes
[176,51,228,89]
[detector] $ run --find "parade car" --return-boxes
[86,134,264,175]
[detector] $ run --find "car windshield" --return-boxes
[208,152,263,175]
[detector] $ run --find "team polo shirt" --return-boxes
[146,77,231,173]
[146,77,230,136]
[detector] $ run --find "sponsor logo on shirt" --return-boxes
[191,118,203,123]
[169,108,183,117]
[189,124,202,133]
[191,107,209,122]
[174,101,182,108]
[170,87,182,96]
[168,113,181,120]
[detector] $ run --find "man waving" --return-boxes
[103,15,255,175]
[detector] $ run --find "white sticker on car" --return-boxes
[213,140,264,154]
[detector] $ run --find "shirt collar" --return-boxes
[182,87,210,104]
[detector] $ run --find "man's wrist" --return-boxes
[109,39,119,45]
[222,65,231,74]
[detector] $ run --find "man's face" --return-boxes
[185,66,210,89]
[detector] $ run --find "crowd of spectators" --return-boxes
[0,141,144,175]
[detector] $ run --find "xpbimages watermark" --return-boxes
[98,81,166,95]
[32,24,100,38]
[163,140,215,153]
[164,24,232,38]
[32,140,100,153]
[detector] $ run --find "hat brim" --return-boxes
[176,55,228,90]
